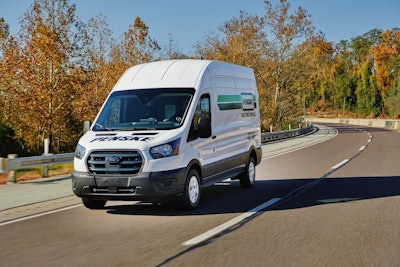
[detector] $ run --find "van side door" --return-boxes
[187,93,217,178]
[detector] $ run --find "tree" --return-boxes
[350,29,382,66]
[17,0,82,153]
[72,14,114,123]
[108,16,160,100]
[371,29,400,92]
[116,16,160,67]
[0,18,23,129]
[194,11,271,128]
[263,0,315,128]
[72,15,161,132]
[0,124,25,157]
[331,41,358,113]
[371,29,400,116]
[298,35,336,113]
[355,59,381,116]
[0,17,10,51]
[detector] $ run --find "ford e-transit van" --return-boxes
[72,59,262,209]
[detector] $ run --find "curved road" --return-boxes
[1,124,399,266]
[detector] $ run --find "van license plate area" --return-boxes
[95,177,123,187]
[108,187,118,193]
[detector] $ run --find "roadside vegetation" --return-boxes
[1,0,399,158]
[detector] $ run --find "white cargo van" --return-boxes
[72,59,262,209]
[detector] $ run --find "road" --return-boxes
[1,124,399,267]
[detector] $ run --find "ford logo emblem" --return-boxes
[106,156,121,165]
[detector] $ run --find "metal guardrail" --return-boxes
[0,153,74,174]
[261,125,315,143]
[0,125,315,176]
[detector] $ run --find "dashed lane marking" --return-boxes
[183,198,281,246]
[331,159,350,169]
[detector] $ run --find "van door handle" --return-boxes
[212,135,217,139]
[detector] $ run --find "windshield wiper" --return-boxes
[95,123,113,131]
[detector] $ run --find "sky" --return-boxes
[1,0,399,55]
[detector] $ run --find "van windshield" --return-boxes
[93,88,195,131]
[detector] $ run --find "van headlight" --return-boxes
[150,138,180,159]
[75,144,86,159]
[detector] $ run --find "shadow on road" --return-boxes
[271,175,400,211]
[105,175,400,216]
[105,178,309,216]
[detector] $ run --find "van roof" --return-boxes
[112,59,254,91]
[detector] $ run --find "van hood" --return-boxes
[79,130,180,152]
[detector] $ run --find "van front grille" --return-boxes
[87,150,143,175]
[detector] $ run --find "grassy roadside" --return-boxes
[0,163,73,185]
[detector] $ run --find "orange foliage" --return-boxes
[371,29,400,92]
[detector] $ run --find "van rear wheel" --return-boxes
[239,156,256,188]
[182,169,201,209]
[82,197,107,209]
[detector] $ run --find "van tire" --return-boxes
[82,197,107,209]
[182,169,201,209]
[239,156,256,188]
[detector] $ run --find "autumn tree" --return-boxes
[263,0,315,128]
[194,11,272,128]
[112,16,160,70]
[17,0,82,153]
[0,18,26,155]
[195,1,316,129]
[294,35,335,115]
[72,14,114,123]
[0,18,10,50]
[103,16,161,110]
[0,17,13,123]
[0,18,24,130]
[329,41,358,113]
[370,29,400,117]
[195,11,267,66]
[71,15,160,131]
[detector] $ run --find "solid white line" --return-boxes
[183,198,281,246]
[331,159,349,169]
[0,204,82,227]
[359,146,366,151]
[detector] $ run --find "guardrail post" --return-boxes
[42,138,49,178]
[6,154,17,184]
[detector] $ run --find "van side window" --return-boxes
[188,94,211,141]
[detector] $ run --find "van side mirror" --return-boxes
[198,117,211,138]
[83,121,91,134]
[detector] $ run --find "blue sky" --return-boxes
[1,0,399,55]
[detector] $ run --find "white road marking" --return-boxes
[331,159,349,169]
[0,204,82,227]
[359,146,366,151]
[183,198,281,246]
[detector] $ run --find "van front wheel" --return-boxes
[182,169,201,209]
[239,156,256,188]
[82,197,107,209]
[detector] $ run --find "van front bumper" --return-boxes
[71,168,187,202]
